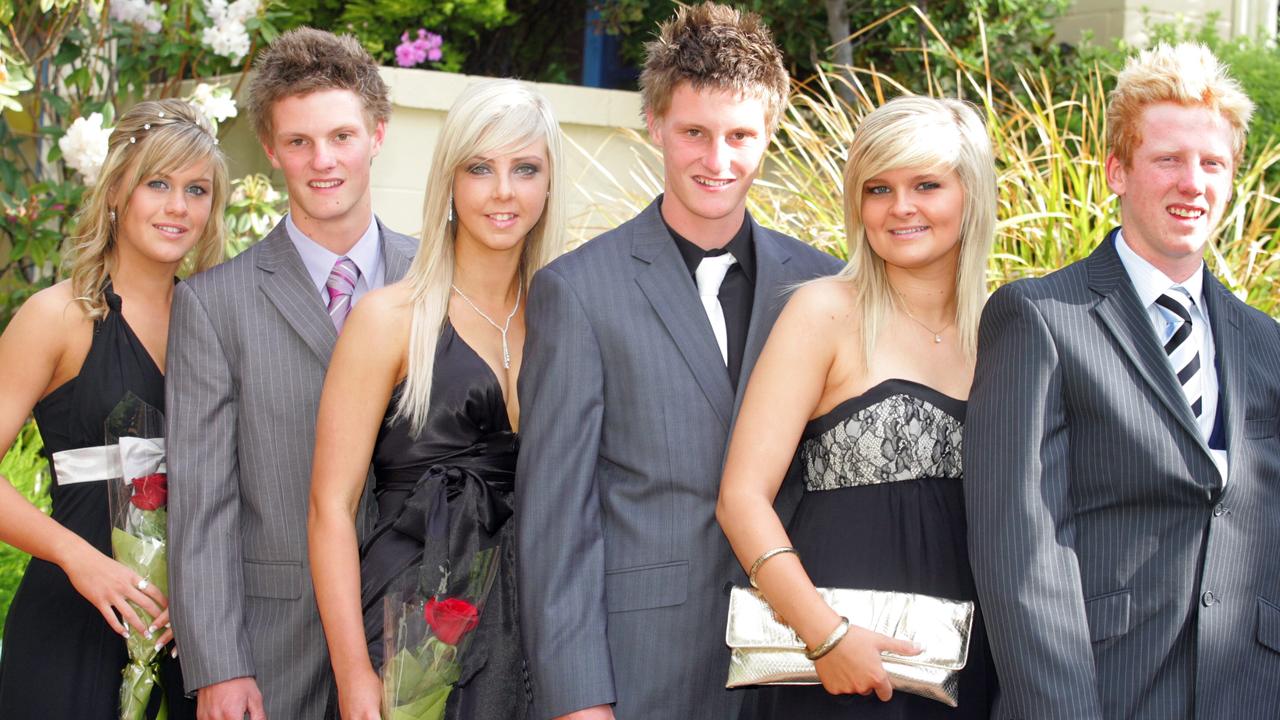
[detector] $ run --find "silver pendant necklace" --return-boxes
[451,280,522,368]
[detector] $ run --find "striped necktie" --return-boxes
[325,256,359,332]
[1154,287,1202,418]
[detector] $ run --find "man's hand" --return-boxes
[197,677,266,720]
[555,706,615,720]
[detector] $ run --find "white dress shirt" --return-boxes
[1114,229,1227,482]
[284,213,386,305]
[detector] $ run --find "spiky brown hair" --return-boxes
[247,27,391,144]
[639,2,789,133]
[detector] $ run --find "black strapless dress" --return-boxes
[0,286,195,719]
[358,321,529,720]
[745,379,996,719]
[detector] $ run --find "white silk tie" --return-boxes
[695,253,737,365]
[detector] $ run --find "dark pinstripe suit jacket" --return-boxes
[516,199,841,720]
[165,220,414,719]
[964,229,1280,720]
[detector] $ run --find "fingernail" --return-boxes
[164,622,171,629]
[147,625,156,634]
[144,629,154,639]
[121,629,130,638]
[154,642,164,653]
[171,647,179,659]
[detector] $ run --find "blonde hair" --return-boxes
[834,95,996,363]
[639,1,790,134]
[67,98,229,320]
[1107,43,1254,167]
[395,79,566,435]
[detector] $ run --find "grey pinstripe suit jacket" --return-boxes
[516,199,841,720]
[165,220,414,719]
[965,229,1280,720]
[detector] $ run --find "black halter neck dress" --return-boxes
[0,285,195,719]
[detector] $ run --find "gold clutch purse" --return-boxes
[724,586,974,707]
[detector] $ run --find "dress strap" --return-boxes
[103,282,123,314]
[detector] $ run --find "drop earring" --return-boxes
[109,209,117,224]
[447,191,454,223]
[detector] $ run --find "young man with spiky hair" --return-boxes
[966,43,1280,718]
[516,4,840,719]
[166,28,415,720]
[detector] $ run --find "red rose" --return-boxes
[129,473,168,511]
[423,596,480,645]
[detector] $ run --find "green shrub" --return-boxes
[0,421,50,636]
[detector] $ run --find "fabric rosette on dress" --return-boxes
[371,452,515,720]
[104,393,172,720]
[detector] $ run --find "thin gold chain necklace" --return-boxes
[892,286,954,344]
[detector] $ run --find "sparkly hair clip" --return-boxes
[124,107,218,147]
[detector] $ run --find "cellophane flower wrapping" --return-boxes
[105,393,170,720]
[381,543,501,720]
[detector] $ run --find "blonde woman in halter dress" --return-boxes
[0,98,227,719]
[308,79,566,720]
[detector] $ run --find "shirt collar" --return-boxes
[663,203,756,282]
[1114,228,1205,309]
[284,213,382,293]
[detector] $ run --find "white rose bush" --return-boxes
[57,113,112,184]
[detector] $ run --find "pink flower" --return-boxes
[394,28,444,68]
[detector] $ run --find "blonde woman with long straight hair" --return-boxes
[309,78,565,720]
[0,98,226,718]
[716,96,999,719]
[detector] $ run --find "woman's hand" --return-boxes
[337,667,384,720]
[150,607,175,651]
[60,542,167,638]
[814,624,921,701]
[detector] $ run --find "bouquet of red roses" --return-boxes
[105,394,171,720]
[381,544,501,720]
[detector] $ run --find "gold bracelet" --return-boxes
[805,616,850,661]
[748,546,799,589]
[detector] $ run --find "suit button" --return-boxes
[1213,503,1228,517]
[1202,591,1218,607]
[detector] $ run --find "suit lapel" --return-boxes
[733,222,791,417]
[380,219,414,283]
[1087,231,1212,460]
[1202,274,1247,485]
[257,222,338,365]
[631,201,735,432]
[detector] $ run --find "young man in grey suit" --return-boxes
[516,4,841,720]
[966,43,1280,719]
[165,29,415,720]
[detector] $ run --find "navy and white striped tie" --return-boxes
[1155,288,1202,418]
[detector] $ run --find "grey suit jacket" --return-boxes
[516,198,841,720]
[166,219,414,719]
[965,229,1280,720]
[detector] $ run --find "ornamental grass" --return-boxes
[568,7,1280,318]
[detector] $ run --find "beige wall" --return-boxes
[1055,0,1277,45]
[218,67,653,246]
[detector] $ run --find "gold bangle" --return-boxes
[805,616,850,661]
[748,546,799,589]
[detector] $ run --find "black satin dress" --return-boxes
[0,286,195,719]
[358,321,529,720]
